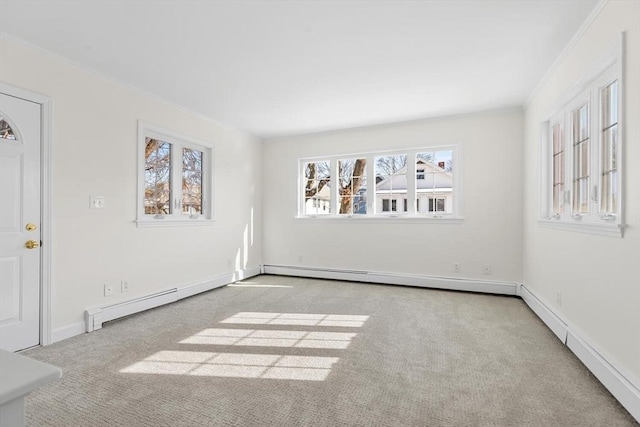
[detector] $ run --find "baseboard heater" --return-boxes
[85,266,261,332]
[86,289,177,332]
[519,284,640,422]
[262,264,518,296]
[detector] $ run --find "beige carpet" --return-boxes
[24,275,636,426]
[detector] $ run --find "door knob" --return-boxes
[25,240,40,249]
[26,223,38,231]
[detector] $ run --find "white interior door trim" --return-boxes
[0,82,53,347]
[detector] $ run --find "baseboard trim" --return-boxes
[520,285,640,422]
[83,266,261,333]
[519,285,568,343]
[51,322,86,344]
[263,265,518,296]
[567,330,640,422]
[176,266,261,300]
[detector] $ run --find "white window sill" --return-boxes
[136,218,215,228]
[295,215,464,224]
[538,218,624,237]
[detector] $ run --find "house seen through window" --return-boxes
[300,147,458,218]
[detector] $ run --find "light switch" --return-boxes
[90,195,105,209]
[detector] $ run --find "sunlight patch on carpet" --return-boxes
[120,351,339,381]
[179,328,357,349]
[220,312,369,327]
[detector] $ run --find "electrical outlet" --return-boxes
[556,291,563,306]
[453,263,460,273]
[482,265,492,275]
[227,259,232,268]
[90,195,105,209]
[104,284,113,296]
[298,255,303,263]
[121,281,129,293]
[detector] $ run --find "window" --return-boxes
[144,139,172,215]
[571,102,590,214]
[338,158,367,215]
[551,122,565,215]
[299,145,461,220]
[540,40,623,236]
[416,150,453,215]
[0,117,17,140]
[382,199,395,212]
[304,160,331,215]
[600,81,618,216]
[376,154,407,214]
[137,122,213,226]
[428,198,445,212]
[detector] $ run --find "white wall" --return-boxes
[263,109,523,283]
[0,38,263,331]
[523,0,640,385]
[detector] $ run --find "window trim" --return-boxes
[539,35,624,237]
[298,144,462,220]
[136,121,214,227]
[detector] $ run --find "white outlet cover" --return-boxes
[90,195,105,209]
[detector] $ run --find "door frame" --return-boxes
[1,82,53,347]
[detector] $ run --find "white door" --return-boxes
[0,93,41,352]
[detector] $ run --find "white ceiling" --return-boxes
[0,0,598,138]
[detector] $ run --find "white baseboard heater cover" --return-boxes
[85,266,261,332]
[85,289,177,332]
[262,265,518,296]
[519,285,640,422]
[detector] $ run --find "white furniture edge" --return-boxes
[0,350,61,427]
[0,350,61,405]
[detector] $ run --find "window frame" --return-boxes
[539,37,624,237]
[136,121,214,227]
[298,144,462,221]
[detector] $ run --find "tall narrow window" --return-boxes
[551,123,565,215]
[417,150,453,214]
[182,148,203,216]
[304,160,331,215]
[338,158,367,215]
[600,81,618,215]
[144,138,172,216]
[572,103,590,214]
[375,154,407,213]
